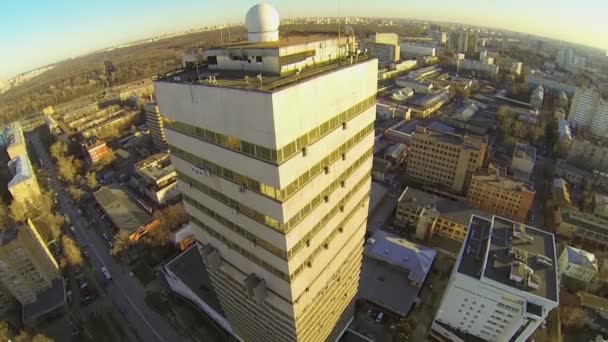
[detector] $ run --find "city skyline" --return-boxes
[1,0,607,78]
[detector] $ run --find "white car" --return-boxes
[70,226,76,233]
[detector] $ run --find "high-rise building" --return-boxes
[457,32,469,53]
[0,219,61,305]
[405,127,488,194]
[155,3,376,341]
[568,87,601,130]
[144,102,168,151]
[367,32,398,46]
[467,164,535,223]
[430,215,559,342]
[556,47,576,69]
[558,246,598,283]
[399,43,436,59]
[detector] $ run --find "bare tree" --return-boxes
[57,156,79,183]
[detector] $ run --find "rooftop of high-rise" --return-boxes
[155,3,373,93]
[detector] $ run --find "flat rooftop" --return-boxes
[207,34,339,50]
[413,126,486,151]
[359,257,420,316]
[398,187,491,227]
[94,186,152,233]
[560,208,608,236]
[157,54,372,93]
[22,278,66,323]
[137,152,175,180]
[514,143,536,162]
[472,167,534,193]
[458,216,558,302]
[364,230,436,285]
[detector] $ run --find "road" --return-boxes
[31,134,183,342]
[530,155,550,230]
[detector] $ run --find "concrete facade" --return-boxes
[405,127,488,194]
[467,165,535,223]
[0,219,61,305]
[430,216,558,342]
[156,19,377,341]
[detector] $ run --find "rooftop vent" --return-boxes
[245,273,268,304]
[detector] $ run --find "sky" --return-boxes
[1,0,607,78]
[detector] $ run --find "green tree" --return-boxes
[61,235,83,268]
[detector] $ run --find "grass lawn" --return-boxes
[131,261,155,286]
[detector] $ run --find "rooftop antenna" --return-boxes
[257,73,263,87]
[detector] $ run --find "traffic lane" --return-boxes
[33,135,181,342]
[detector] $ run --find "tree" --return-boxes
[0,321,9,341]
[57,156,79,183]
[154,204,188,233]
[111,230,131,257]
[0,202,12,228]
[560,306,588,328]
[512,121,524,139]
[9,201,28,222]
[85,172,98,190]
[49,141,68,161]
[68,186,85,202]
[61,235,83,267]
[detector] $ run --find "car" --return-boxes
[375,312,384,323]
[65,216,71,224]
[69,226,76,233]
[102,232,109,241]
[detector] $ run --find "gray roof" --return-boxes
[565,246,598,270]
[398,187,491,226]
[364,230,436,285]
[458,216,558,302]
[514,143,536,162]
[94,186,152,233]
[359,257,420,316]
[22,278,66,323]
[164,244,224,316]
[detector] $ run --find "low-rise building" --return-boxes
[594,194,608,219]
[558,246,598,283]
[456,59,499,78]
[405,127,488,194]
[359,230,436,316]
[568,138,608,171]
[395,187,490,244]
[383,143,407,167]
[525,73,576,95]
[552,178,572,207]
[395,77,434,93]
[399,43,436,59]
[554,158,591,188]
[531,85,544,110]
[430,216,559,342]
[557,119,573,153]
[555,207,608,249]
[409,91,451,118]
[511,143,536,181]
[94,186,157,241]
[82,139,110,166]
[132,152,180,205]
[7,154,42,211]
[372,158,391,182]
[467,164,535,222]
[362,35,400,66]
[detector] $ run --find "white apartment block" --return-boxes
[144,102,168,150]
[568,87,608,140]
[430,216,559,342]
[558,246,598,283]
[155,4,376,341]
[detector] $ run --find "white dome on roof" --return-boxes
[245,3,280,43]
